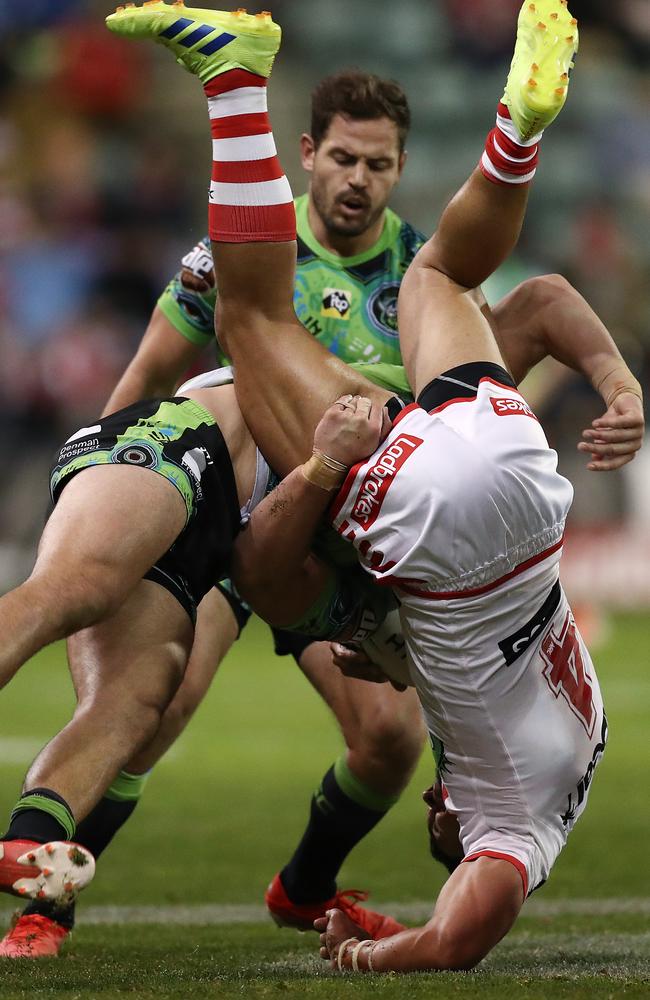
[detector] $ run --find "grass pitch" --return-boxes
[0,613,648,997]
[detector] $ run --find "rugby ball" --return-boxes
[361,607,413,688]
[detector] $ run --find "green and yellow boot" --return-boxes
[502,0,578,140]
[106,2,280,83]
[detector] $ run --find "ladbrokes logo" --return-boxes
[490,396,538,421]
[351,434,422,530]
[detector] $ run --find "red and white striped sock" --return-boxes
[205,69,296,243]
[480,102,544,186]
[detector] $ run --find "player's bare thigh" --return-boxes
[397,252,505,399]
[37,465,187,609]
[211,242,392,476]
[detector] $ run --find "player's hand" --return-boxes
[578,391,645,471]
[180,242,216,293]
[331,642,407,692]
[313,395,387,466]
[315,908,368,968]
[422,784,463,861]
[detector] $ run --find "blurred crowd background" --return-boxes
[0,0,649,609]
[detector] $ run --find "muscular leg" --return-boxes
[396,168,529,398]
[277,641,425,905]
[20,580,193,822]
[0,465,186,690]
[214,243,390,476]
[125,586,239,774]
[298,643,424,798]
[15,585,238,935]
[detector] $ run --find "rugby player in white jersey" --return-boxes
[101,0,643,972]
[7,35,631,959]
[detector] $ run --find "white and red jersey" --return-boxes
[330,363,605,894]
[330,369,573,597]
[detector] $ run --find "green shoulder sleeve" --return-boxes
[349,361,413,401]
[157,274,218,348]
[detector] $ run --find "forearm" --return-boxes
[336,925,451,974]
[103,361,171,416]
[232,462,341,625]
[532,279,641,405]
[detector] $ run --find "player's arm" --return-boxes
[477,278,645,471]
[232,395,386,626]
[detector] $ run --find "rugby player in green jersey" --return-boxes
[0,69,427,956]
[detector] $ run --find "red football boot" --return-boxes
[0,913,69,958]
[265,873,405,939]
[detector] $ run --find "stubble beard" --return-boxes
[311,182,386,240]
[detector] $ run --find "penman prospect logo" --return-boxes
[351,434,423,530]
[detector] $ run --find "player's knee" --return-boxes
[157,678,206,739]
[359,697,425,774]
[26,564,117,638]
[522,272,575,308]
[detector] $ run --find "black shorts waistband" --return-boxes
[417,362,516,411]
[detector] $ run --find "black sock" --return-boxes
[73,796,139,860]
[19,772,145,931]
[21,795,139,931]
[280,764,391,904]
[3,788,75,844]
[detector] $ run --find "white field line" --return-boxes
[0,898,646,925]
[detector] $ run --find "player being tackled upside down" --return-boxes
[103,0,643,972]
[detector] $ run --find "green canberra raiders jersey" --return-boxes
[157,193,426,365]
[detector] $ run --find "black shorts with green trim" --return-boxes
[49,397,241,623]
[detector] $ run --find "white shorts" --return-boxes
[402,563,606,895]
[331,362,604,893]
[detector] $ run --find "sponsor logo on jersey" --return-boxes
[560,714,608,827]
[366,281,400,337]
[499,580,561,666]
[59,438,100,460]
[490,396,539,421]
[181,446,211,501]
[350,434,423,530]
[321,288,352,319]
[113,443,157,468]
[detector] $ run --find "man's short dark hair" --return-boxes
[310,70,411,152]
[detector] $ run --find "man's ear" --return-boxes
[397,149,407,178]
[300,132,316,172]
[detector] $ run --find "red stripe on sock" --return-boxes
[497,101,511,119]
[211,112,271,139]
[484,128,538,176]
[204,69,267,97]
[209,201,296,243]
[212,156,286,184]
[494,128,537,160]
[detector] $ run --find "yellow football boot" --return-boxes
[502,0,578,140]
[106,2,280,84]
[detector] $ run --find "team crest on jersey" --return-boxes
[350,434,423,530]
[490,396,539,421]
[367,281,400,337]
[321,288,352,319]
